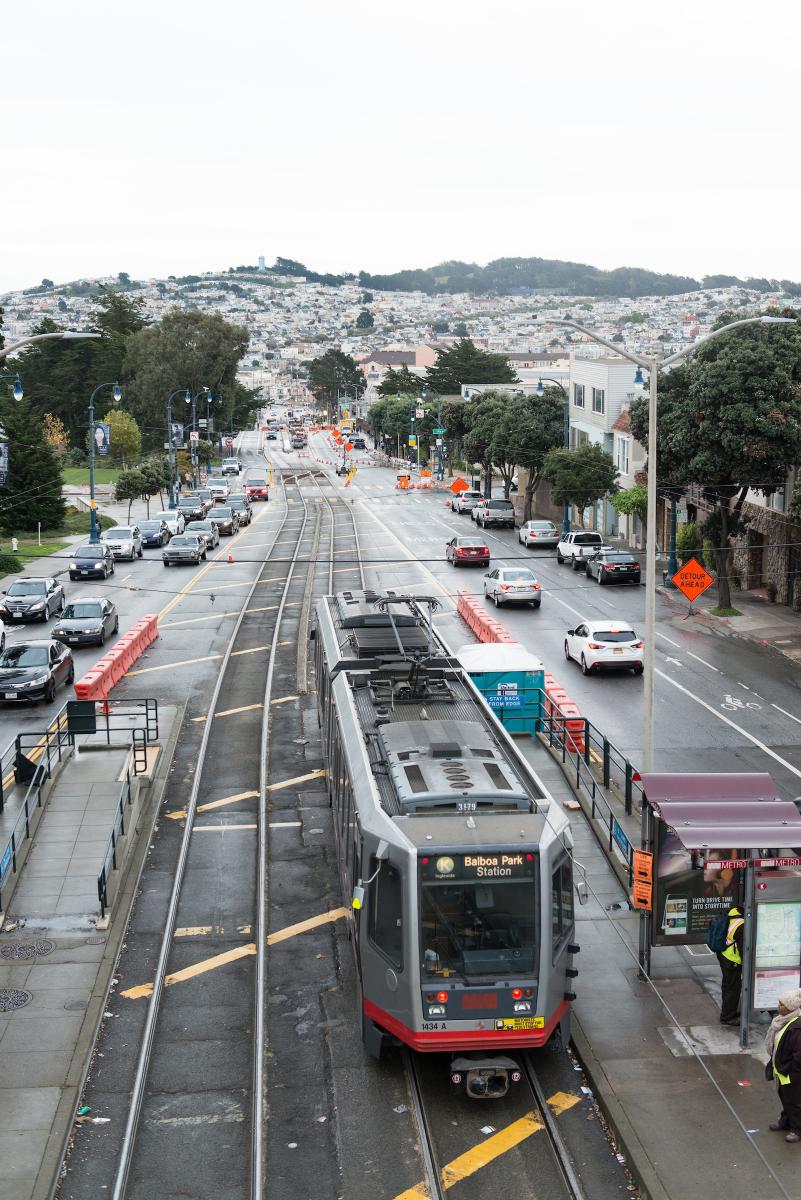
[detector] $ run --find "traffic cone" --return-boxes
[227,553,233,563]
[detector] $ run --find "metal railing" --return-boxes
[81,698,159,747]
[97,771,134,918]
[0,714,73,909]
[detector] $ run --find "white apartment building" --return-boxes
[568,357,645,536]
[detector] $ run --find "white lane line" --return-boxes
[772,703,801,727]
[269,821,302,828]
[120,574,132,582]
[544,592,585,621]
[687,652,720,672]
[656,631,681,647]
[737,681,750,690]
[655,668,801,782]
[596,597,618,611]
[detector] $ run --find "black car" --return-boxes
[177,499,206,522]
[70,544,115,580]
[585,550,642,585]
[51,598,119,647]
[140,520,170,548]
[0,640,74,704]
[162,534,208,566]
[227,497,252,526]
[0,576,65,622]
[208,506,240,536]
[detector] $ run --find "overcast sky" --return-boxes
[3,0,799,292]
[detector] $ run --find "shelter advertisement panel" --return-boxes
[754,900,801,1009]
[652,819,742,946]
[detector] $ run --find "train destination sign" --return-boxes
[425,852,535,880]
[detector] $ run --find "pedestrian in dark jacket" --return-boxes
[766,989,801,1143]
[717,905,744,1024]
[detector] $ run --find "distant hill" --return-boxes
[353,257,801,299]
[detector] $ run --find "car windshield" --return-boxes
[602,553,638,564]
[593,629,637,643]
[62,603,102,619]
[229,500,246,508]
[0,646,49,668]
[247,479,267,486]
[457,538,484,546]
[213,508,233,517]
[186,522,211,531]
[529,522,556,530]
[487,500,513,509]
[74,547,103,560]
[574,533,602,544]
[501,569,536,581]
[170,537,197,546]
[7,580,46,595]
[421,868,537,980]
[140,522,161,531]
[107,528,133,538]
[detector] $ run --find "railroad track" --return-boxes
[403,1047,588,1200]
[99,470,319,1200]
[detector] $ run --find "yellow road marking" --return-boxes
[128,643,268,678]
[120,943,256,999]
[266,768,326,792]
[175,926,213,937]
[190,701,263,724]
[267,907,348,945]
[121,909,347,999]
[270,694,297,706]
[160,605,278,629]
[589,748,602,765]
[165,788,258,821]
[393,1093,581,1198]
[156,510,268,621]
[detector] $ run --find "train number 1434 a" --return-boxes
[422,1021,446,1031]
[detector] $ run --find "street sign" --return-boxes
[408,435,417,447]
[344,441,353,452]
[436,438,443,447]
[415,407,424,419]
[450,477,469,494]
[632,879,653,910]
[190,430,199,444]
[633,850,653,882]
[226,437,234,448]
[433,426,445,435]
[671,557,714,602]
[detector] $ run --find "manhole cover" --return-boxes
[64,999,88,1012]
[0,988,33,1011]
[85,937,106,946]
[0,940,55,960]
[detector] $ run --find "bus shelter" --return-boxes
[636,772,801,1046]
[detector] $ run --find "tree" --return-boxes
[463,396,505,496]
[123,308,254,451]
[377,364,420,397]
[307,349,363,420]
[542,443,619,528]
[138,457,170,514]
[0,398,66,533]
[115,468,146,523]
[609,484,648,524]
[361,292,373,303]
[355,308,374,330]
[431,319,449,334]
[629,309,801,610]
[498,390,564,519]
[424,338,516,395]
[453,322,469,337]
[42,413,69,462]
[41,278,54,289]
[103,408,141,466]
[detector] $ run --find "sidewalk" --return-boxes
[0,705,179,1200]
[657,580,801,665]
[517,735,801,1200]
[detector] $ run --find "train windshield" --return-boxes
[420,863,537,980]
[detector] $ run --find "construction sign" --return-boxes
[632,879,653,911]
[671,557,714,602]
[450,477,469,495]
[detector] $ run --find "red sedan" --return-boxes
[446,536,490,568]
[245,477,270,501]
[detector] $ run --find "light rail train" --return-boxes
[314,589,580,1097]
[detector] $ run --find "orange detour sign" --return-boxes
[420,468,432,478]
[344,441,353,452]
[671,556,714,602]
[633,850,653,883]
[450,477,469,495]
[632,879,653,911]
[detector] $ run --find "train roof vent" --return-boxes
[378,720,530,812]
[335,589,416,628]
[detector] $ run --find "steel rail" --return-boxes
[110,472,302,1200]
[402,1049,447,1200]
[522,1052,587,1200]
[252,470,314,1196]
[308,467,365,593]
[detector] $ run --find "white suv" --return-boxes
[102,526,143,560]
[556,530,612,570]
[451,489,483,514]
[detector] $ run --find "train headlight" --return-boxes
[513,1002,532,1013]
[427,1006,445,1016]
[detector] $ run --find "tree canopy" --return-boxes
[377,363,421,397]
[0,397,65,533]
[307,349,363,417]
[629,308,801,608]
[424,338,517,394]
[542,443,619,528]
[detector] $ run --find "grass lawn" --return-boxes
[62,466,120,486]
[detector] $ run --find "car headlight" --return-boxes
[22,675,48,688]
[29,601,45,610]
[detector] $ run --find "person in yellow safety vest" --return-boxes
[717,905,744,1025]
[765,989,801,1143]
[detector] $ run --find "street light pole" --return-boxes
[537,314,796,771]
[0,330,101,362]
[187,387,209,489]
[166,388,190,509]
[88,381,121,544]
[536,376,570,535]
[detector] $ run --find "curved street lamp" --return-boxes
[0,330,101,362]
[166,388,191,508]
[536,314,797,771]
[88,381,122,543]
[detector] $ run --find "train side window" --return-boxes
[551,857,574,957]
[369,860,403,970]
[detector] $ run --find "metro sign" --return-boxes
[671,557,714,602]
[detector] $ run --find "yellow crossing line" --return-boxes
[120,908,348,999]
[393,1092,581,1199]
[160,605,278,629]
[270,694,298,706]
[190,701,263,724]
[267,768,326,792]
[165,788,259,821]
[129,644,268,677]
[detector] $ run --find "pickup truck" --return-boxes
[472,498,516,529]
[556,530,613,569]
